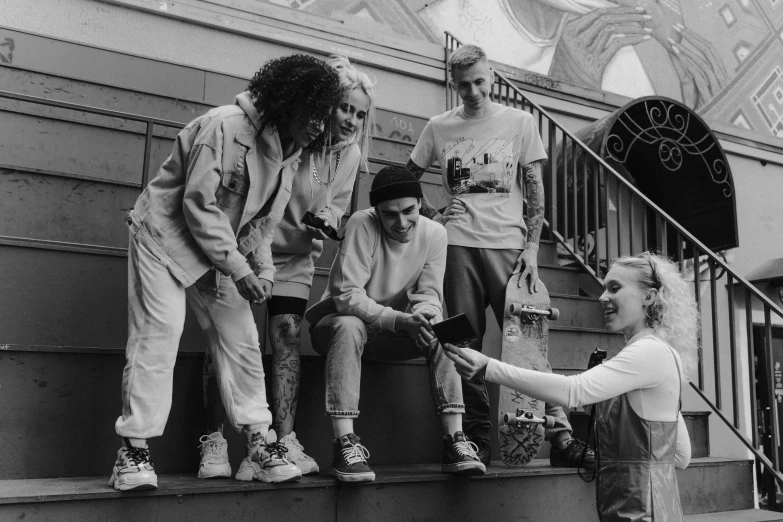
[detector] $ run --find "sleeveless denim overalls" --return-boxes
[594,339,685,521]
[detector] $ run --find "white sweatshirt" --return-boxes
[486,333,691,468]
[305,209,447,331]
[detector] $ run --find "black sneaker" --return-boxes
[442,432,486,475]
[332,433,375,483]
[550,438,595,468]
[473,438,492,466]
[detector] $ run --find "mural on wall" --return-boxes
[266,0,783,140]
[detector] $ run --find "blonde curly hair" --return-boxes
[613,252,700,380]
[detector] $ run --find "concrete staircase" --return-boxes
[0,238,763,520]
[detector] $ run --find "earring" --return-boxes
[646,302,661,327]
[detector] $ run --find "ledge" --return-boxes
[0,458,749,505]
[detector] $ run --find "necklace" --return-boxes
[312,149,340,186]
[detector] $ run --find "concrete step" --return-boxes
[538,238,558,265]
[548,326,625,371]
[550,293,605,329]
[685,509,783,521]
[538,264,582,295]
[0,458,754,521]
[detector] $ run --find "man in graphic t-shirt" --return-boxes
[407,44,595,468]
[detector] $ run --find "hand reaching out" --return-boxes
[549,6,653,90]
[397,311,432,339]
[443,343,490,381]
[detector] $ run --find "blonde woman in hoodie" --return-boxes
[200,55,376,478]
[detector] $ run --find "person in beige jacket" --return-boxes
[109,54,342,492]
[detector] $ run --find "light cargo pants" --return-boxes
[115,234,272,439]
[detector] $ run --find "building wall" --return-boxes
[275,0,783,141]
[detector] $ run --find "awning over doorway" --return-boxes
[551,96,739,255]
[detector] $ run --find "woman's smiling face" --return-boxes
[331,88,369,143]
[599,264,652,339]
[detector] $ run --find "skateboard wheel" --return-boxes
[510,303,520,315]
[502,412,515,426]
[543,415,555,429]
[549,308,560,321]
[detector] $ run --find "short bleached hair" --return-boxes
[449,44,489,73]
[325,55,376,171]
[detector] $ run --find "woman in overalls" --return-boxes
[444,252,698,521]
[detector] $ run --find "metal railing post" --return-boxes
[142,121,154,189]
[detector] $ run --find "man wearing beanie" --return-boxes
[406,44,594,468]
[304,165,485,482]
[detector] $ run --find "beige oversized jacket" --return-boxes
[128,92,302,287]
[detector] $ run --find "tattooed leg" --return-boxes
[269,313,302,437]
[202,351,228,434]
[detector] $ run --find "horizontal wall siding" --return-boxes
[0,168,138,248]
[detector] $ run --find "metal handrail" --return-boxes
[444,31,783,493]
[0,89,186,188]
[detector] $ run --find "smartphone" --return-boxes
[301,211,343,241]
[431,314,479,347]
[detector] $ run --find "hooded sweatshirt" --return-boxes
[128,91,302,287]
[270,141,361,298]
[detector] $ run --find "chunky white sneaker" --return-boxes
[235,430,302,483]
[198,431,232,479]
[279,431,319,475]
[108,439,158,491]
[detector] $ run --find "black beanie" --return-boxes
[369,165,424,206]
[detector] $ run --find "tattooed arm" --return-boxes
[515,160,545,292]
[405,158,466,225]
[406,159,439,220]
[523,160,545,247]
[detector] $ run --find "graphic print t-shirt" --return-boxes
[410,103,547,249]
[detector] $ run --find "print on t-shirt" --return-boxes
[443,136,518,196]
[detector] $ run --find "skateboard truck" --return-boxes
[509,303,560,323]
[502,409,556,429]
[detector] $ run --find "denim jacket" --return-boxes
[128,92,301,287]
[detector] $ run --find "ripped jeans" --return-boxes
[310,313,465,418]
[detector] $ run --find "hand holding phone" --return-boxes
[301,211,343,241]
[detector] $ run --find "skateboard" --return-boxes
[497,273,559,467]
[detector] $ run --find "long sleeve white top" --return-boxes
[485,333,691,468]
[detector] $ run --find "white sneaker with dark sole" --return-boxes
[280,431,319,475]
[108,439,158,491]
[235,430,302,483]
[198,431,232,479]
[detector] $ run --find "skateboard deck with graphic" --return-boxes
[497,273,559,467]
